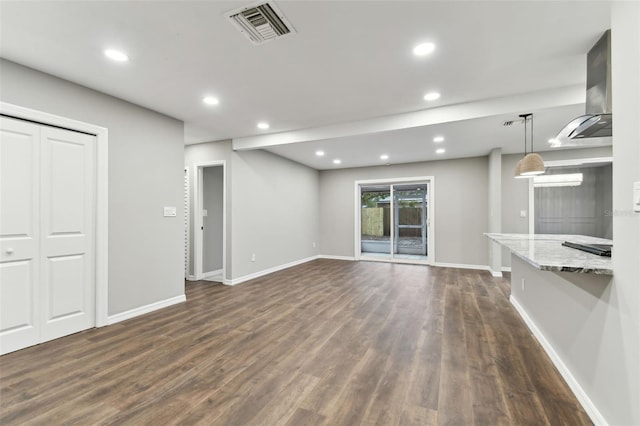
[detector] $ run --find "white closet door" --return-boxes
[40,126,96,342]
[0,117,96,355]
[0,117,42,353]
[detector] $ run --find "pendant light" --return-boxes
[519,113,545,176]
[514,113,545,178]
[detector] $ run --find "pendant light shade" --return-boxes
[514,113,545,178]
[519,153,545,175]
[514,159,524,178]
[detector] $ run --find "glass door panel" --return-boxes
[361,185,391,257]
[393,184,427,257]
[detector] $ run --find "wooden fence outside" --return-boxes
[361,207,424,237]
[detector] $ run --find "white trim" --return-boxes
[186,275,197,281]
[107,295,186,325]
[501,267,512,272]
[528,177,535,234]
[433,262,491,272]
[543,157,613,168]
[203,269,223,279]
[184,167,190,280]
[318,255,356,261]
[193,161,227,282]
[0,102,109,328]
[490,270,503,278]
[226,256,318,286]
[354,181,361,260]
[354,176,435,266]
[360,256,430,266]
[510,295,607,426]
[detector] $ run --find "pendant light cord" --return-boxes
[530,114,534,154]
[519,113,529,155]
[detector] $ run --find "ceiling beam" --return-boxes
[232,85,584,151]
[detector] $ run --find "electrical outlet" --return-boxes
[520,210,527,218]
[521,278,526,292]
[251,253,256,262]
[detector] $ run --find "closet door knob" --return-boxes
[6,248,14,254]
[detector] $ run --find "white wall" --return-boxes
[230,149,319,280]
[203,166,224,273]
[185,142,320,282]
[0,59,185,316]
[607,2,640,424]
[319,156,489,267]
[184,140,233,278]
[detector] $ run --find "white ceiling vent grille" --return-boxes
[226,1,296,45]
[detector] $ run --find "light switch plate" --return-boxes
[163,206,177,217]
[634,182,640,213]
[520,210,527,218]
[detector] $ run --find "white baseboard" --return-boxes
[226,256,319,286]
[510,296,606,426]
[433,262,491,272]
[203,269,223,278]
[317,254,356,261]
[107,294,186,325]
[490,270,503,278]
[501,267,512,272]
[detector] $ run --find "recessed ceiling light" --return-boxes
[315,150,325,157]
[433,136,444,143]
[333,159,342,165]
[436,148,446,154]
[413,42,436,56]
[257,122,270,130]
[380,154,389,160]
[203,96,219,106]
[104,49,129,62]
[424,92,441,101]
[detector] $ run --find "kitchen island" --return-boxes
[485,233,614,424]
[485,233,613,274]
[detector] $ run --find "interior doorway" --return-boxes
[355,177,434,265]
[194,161,226,282]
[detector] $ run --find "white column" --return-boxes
[488,148,502,276]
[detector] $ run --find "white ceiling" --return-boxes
[0,1,612,168]
[264,103,591,169]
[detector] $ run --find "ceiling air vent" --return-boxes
[226,1,296,45]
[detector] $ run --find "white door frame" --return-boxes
[184,167,190,279]
[0,102,109,327]
[354,176,435,265]
[193,161,227,282]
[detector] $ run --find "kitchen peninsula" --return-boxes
[485,233,614,424]
[486,233,613,275]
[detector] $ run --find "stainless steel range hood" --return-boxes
[552,30,612,147]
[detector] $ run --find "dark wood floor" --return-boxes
[0,259,591,425]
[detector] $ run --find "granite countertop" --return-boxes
[485,233,613,275]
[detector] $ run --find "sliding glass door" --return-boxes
[360,186,392,258]
[359,181,430,262]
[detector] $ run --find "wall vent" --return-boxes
[226,1,296,45]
